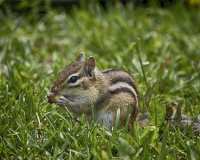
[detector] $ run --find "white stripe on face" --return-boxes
[109,82,138,107]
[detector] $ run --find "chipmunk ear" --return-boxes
[85,56,96,78]
[76,52,85,62]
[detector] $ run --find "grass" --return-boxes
[0,3,200,159]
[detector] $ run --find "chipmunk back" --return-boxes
[48,53,139,129]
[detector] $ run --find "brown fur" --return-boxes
[108,92,136,126]
[51,61,83,93]
[103,69,139,95]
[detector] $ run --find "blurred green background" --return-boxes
[0,0,200,159]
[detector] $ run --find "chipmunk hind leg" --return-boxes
[96,92,137,129]
[111,92,138,127]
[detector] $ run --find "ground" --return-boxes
[0,3,200,159]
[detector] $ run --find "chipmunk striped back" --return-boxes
[103,69,138,102]
[103,69,139,121]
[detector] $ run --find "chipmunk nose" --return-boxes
[47,92,56,104]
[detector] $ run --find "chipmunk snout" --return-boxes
[47,92,56,104]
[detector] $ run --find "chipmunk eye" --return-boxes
[68,75,79,84]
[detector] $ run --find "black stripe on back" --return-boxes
[111,77,137,91]
[103,69,138,95]
[109,87,137,99]
[102,68,121,73]
[95,86,137,109]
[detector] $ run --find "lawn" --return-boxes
[0,3,200,159]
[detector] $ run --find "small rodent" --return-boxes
[47,53,139,129]
[165,102,200,134]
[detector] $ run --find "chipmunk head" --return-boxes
[165,101,182,121]
[47,53,103,113]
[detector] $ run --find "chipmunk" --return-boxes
[47,53,139,129]
[165,101,200,134]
